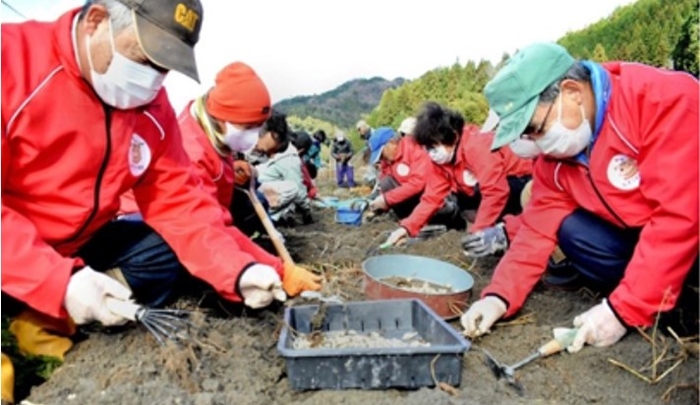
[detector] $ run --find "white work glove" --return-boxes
[239,264,287,309]
[568,298,627,353]
[369,195,388,212]
[462,223,508,257]
[63,266,133,326]
[460,296,507,338]
[384,227,408,246]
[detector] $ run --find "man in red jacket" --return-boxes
[1,0,307,348]
[383,102,533,246]
[119,61,321,292]
[461,42,699,352]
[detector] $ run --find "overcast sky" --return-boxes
[3,0,637,112]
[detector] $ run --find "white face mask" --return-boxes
[87,19,166,109]
[223,124,261,153]
[427,145,454,165]
[534,95,592,158]
[509,139,542,159]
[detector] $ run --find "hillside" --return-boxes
[558,0,698,72]
[274,0,697,136]
[273,77,405,129]
[363,0,698,130]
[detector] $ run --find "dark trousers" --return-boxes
[230,186,268,238]
[378,176,463,228]
[455,174,532,222]
[558,209,699,333]
[377,176,421,219]
[77,218,186,308]
[558,209,641,285]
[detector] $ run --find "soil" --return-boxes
[26,168,699,405]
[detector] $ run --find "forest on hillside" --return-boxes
[284,0,698,143]
[365,0,698,131]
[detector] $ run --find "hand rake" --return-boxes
[106,298,197,346]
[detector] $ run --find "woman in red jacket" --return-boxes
[383,102,533,246]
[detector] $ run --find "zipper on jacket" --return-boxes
[66,104,113,243]
[585,168,628,229]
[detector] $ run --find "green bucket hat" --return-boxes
[484,42,575,150]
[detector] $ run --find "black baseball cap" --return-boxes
[118,0,203,82]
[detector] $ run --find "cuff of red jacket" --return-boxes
[232,262,257,302]
[398,219,419,237]
[606,297,633,330]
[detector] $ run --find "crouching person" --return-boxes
[382,102,533,247]
[1,3,320,401]
[254,112,313,225]
[366,118,435,221]
[461,42,699,351]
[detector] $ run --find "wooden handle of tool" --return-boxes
[538,328,579,357]
[246,181,295,265]
[105,297,139,322]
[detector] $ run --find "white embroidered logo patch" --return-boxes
[396,163,410,177]
[462,170,478,187]
[607,154,640,190]
[128,134,151,177]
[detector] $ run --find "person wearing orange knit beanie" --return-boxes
[116,61,321,307]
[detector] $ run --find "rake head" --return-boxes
[135,307,198,346]
[106,298,198,346]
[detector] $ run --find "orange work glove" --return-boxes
[282,262,322,297]
[234,160,252,187]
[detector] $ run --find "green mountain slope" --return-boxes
[273,77,405,129]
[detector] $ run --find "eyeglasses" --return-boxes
[520,101,554,140]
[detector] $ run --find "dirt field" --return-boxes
[26,171,699,405]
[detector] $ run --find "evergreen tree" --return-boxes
[671,7,700,76]
[592,43,609,62]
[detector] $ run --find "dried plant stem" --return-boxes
[661,382,700,402]
[608,288,690,387]
[607,358,653,383]
[498,312,536,328]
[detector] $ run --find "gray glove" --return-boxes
[462,223,508,257]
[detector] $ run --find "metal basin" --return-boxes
[362,254,474,320]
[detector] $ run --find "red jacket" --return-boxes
[300,163,318,200]
[400,127,533,236]
[379,136,432,207]
[1,10,282,319]
[483,62,699,327]
[450,127,532,231]
[121,101,236,224]
[374,137,433,237]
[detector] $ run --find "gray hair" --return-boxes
[538,61,591,104]
[80,0,134,35]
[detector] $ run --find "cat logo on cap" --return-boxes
[129,134,151,177]
[607,154,640,190]
[462,170,478,187]
[396,163,410,177]
[174,3,199,32]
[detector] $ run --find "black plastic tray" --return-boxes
[278,299,470,390]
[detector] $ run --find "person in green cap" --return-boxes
[461,42,699,352]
